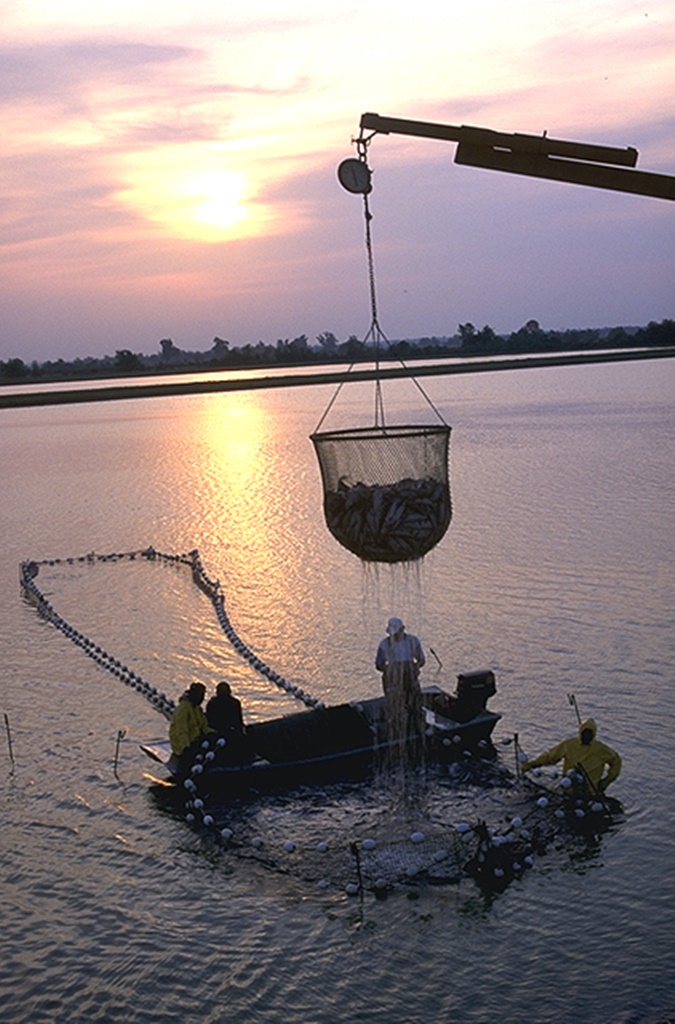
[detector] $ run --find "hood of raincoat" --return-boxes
[579,718,597,740]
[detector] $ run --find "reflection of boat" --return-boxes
[141,672,501,797]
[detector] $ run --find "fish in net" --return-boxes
[158,750,622,899]
[311,425,452,562]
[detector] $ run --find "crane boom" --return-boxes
[358,112,675,201]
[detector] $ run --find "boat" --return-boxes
[141,671,501,797]
[19,549,501,799]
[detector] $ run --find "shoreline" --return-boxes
[1,346,673,409]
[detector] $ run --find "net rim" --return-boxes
[310,423,451,444]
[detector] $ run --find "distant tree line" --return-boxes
[1,319,673,383]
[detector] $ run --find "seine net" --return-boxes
[311,423,452,562]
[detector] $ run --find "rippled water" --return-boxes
[1,359,674,1024]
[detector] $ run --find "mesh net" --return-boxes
[311,424,452,562]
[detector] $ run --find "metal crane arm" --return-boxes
[359,112,675,201]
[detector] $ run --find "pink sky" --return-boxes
[2,1,674,362]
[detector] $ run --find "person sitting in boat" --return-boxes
[375,617,426,755]
[521,717,621,793]
[206,681,253,763]
[168,681,214,772]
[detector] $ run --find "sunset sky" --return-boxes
[2,0,674,363]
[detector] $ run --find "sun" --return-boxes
[187,171,247,231]
[118,157,271,242]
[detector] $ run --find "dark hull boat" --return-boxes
[141,672,501,798]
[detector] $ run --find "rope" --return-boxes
[19,546,324,855]
[188,549,324,709]
[314,134,448,433]
[19,548,616,894]
[20,551,177,720]
[19,547,323,713]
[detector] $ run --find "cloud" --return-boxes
[1,1,673,362]
[0,40,195,106]
[0,34,317,261]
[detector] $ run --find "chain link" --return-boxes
[315,130,449,431]
[356,134,388,426]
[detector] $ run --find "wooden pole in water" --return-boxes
[567,693,582,726]
[4,713,15,771]
[350,841,364,893]
[113,728,126,779]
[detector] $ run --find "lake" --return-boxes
[1,357,674,1024]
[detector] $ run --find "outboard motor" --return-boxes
[453,670,496,722]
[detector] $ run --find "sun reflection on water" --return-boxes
[170,393,340,708]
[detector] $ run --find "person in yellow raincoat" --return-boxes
[169,682,214,771]
[521,718,621,793]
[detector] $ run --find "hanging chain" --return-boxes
[357,134,387,428]
[313,129,449,433]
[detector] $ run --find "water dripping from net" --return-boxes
[373,661,430,816]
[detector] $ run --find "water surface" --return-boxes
[1,359,674,1023]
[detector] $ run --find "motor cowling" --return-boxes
[453,670,497,721]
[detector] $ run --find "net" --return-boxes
[311,424,452,562]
